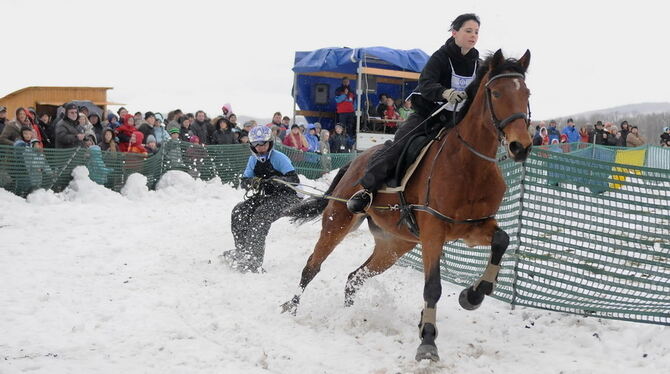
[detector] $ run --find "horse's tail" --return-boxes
[284,162,351,225]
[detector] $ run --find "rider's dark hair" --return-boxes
[450,13,480,31]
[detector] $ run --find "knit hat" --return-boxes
[146,134,157,143]
[168,127,180,134]
[64,102,78,111]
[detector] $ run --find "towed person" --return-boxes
[223,126,301,273]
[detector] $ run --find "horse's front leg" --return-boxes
[459,226,509,310]
[416,241,443,362]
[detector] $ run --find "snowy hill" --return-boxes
[564,102,670,119]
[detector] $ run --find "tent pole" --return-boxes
[355,56,363,151]
[292,72,298,125]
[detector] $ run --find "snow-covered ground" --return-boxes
[1,167,668,374]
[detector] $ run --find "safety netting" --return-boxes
[401,143,670,325]
[1,141,668,325]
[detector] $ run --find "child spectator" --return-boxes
[329,123,352,153]
[146,135,159,155]
[398,100,414,121]
[211,117,237,144]
[305,124,320,153]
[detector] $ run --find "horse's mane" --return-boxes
[455,52,527,124]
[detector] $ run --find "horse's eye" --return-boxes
[492,91,501,98]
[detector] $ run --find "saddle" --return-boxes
[380,127,448,193]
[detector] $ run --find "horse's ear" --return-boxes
[518,49,531,71]
[490,49,505,70]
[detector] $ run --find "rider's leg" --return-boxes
[347,113,427,214]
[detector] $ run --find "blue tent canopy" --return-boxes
[292,46,429,130]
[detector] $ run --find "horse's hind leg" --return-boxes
[344,219,416,307]
[459,223,509,310]
[281,204,363,315]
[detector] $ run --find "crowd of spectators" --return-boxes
[530,118,662,148]
[0,103,358,159]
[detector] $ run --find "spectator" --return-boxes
[626,126,646,147]
[319,129,331,154]
[138,112,156,144]
[85,142,112,185]
[579,126,590,143]
[99,128,118,152]
[0,108,31,146]
[547,120,560,143]
[266,112,282,128]
[383,96,400,121]
[79,106,89,117]
[398,99,414,121]
[305,124,320,153]
[607,126,625,147]
[116,114,137,147]
[13,126,35,147]
[164,127,179,141]
[106,113,121,130]
[0,106,7,133]
[228,113,239,130]
[270,125,281,142]
[133,112,144,127]
[238,133,249,144]
[561,118,580,143]
[117,107,129,118]
[191,110,210,145]
[123,131,148,155]
[241,121,254,138]
[375,93,389,117]
[78,113,97,142]
[532,126,544,146]
[211,117,237,144]
[55,103,85,148]
[281,116,291,130]
[167,109,183,132]
[87,114,102,144]
[221,103,233,119]
[179,116,194,142]
[155,112,165,126]
[329,123,352,153]
[152,115,170,146]
[660,127,670,146]
[282,124,308,151]
[37,113,55,148]
[589,121,609,145]
[145,135,159,155]
[335,86,356,137]
[620,121,630,146]
[337,76,353,94]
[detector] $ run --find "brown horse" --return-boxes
[282,49,532,361]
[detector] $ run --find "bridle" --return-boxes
[457,72,531,162]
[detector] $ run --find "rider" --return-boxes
[223,125,301,272]
[347,13,481,213]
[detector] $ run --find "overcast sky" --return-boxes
[3,0,668,120]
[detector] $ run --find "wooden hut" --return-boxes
[0,86,122,119]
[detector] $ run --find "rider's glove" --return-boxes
[442,88,468,104]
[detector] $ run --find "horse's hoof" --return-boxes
[280,299,298,315]
[459,286,484,311]
[415,344,440,362]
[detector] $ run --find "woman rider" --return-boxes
[347,13,481,213]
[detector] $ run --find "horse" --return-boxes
[281,49,533,362]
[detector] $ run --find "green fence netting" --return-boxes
[1,141,668,325]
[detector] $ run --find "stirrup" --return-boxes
[346,189,373,214]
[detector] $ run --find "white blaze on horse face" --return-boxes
[513,79,521,90]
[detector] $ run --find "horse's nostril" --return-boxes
[509,141,524,154]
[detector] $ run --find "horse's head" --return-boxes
[484,49,533,162]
